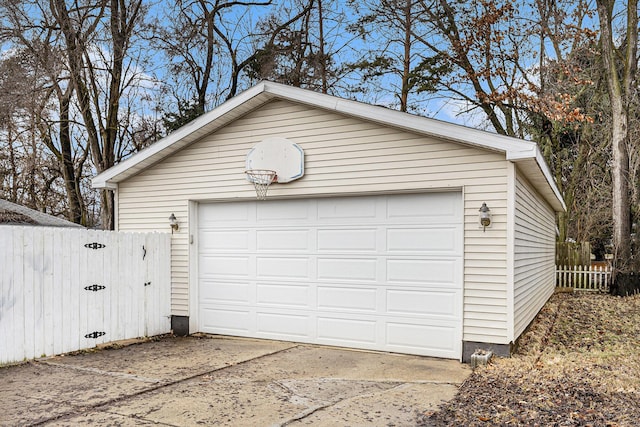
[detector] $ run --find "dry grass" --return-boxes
[422,292,640,426]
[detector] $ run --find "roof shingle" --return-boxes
[0,199,83,228]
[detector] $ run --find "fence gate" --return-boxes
[0,226,171,365]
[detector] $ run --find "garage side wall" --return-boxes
[513,170,556,340]
[116,100,510,344]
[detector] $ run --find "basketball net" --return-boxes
[245,169,277,200]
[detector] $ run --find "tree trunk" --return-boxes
[58,90,86,224]
[400,0,411,112]
[100,189,115,230]
[595,0,637,273]
[317,0,327,93]
[610,102,631,271]
[7,127,18,202]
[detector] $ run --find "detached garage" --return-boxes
[93,81,565,361]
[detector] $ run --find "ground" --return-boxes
[4,291,639,426]
[422,292,640,426]
[0,334,470,426]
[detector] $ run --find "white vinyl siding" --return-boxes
[513,171,556,339]
[117,100,509,343]
[462,183,508,343]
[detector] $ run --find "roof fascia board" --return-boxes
[99,181,118,190]
[505,146,537,160]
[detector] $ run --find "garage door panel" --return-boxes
[386,192,461,222]
[317,198,379,221]
[199,230,249,251]
[200,256,250,277]
[317,286,377,312]
[257,229,310,251]
[256,312,310,337]
[317,258,378,281]
[200,280,250,304]
[201,307,251,334]
[386,289,459,318]
[256,283,310,308]
[198,193,463,359]
[386,258,458,285]
[386,227,460,253]
[317,228,378,252]
[317,317,377,344]
[257,257,309,279]
[386,322,458,354]
[257,200,311,222]
[200,203,250,224]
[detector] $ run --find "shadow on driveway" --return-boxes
[0,335,471,426]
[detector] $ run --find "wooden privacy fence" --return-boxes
[556,242,591,266]
[0,226,171,365]
[556,264,612,292]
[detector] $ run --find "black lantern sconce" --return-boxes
[479,203,491,231]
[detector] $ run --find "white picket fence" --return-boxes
[556,264,612,292]
[0,226,171,365]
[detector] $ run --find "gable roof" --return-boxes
[92,81,565,211]
[0,199,83,227]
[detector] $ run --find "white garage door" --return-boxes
[197,192,463,359]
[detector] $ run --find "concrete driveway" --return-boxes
[0,335,471,426]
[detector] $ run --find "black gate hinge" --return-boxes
[85,331,106,339]
[84,284,106,292]
[84,242,106,250]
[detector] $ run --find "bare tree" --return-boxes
[345,0,439,112]
[520,0,603,246]
[246,0,348,93]
[49,0,146,229]
[156,0,275,126]
[1,0,151,228]
[0,12,89,222]
[595,0,638,274]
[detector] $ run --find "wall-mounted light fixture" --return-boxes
[479,203,491,231]
[169,213,179,233]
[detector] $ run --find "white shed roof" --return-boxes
[93,81,565,211]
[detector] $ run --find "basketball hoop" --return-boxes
[245,169,277,200]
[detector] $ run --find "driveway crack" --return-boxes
[36,360,164,384]
[275,379,405,426]
[32,344,300,426]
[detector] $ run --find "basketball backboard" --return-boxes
[245,137,304,183]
